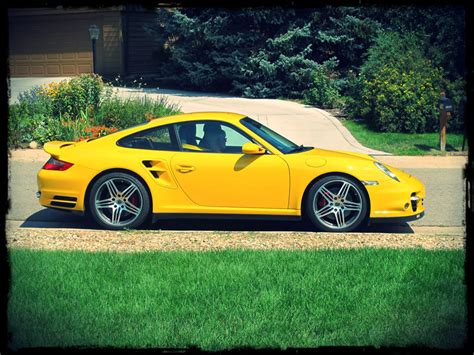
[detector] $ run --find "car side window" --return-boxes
[117,125,179,151]
[176,122,203,152]
[176,121,255,154]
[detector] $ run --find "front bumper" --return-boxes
[366,173,426,220]
[370,211,425,224]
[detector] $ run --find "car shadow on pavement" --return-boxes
[19,208,415,234]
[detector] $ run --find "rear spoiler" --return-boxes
[43,141,75,157]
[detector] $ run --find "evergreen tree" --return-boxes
[146,6,465,104]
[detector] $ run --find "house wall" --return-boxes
[124,9,161,75]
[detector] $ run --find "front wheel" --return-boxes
[306,176,368,232]
[88,172,150,230]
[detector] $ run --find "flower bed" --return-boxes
[8,74,180,148]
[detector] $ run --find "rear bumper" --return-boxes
[37,164,98,212]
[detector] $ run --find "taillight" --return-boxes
[42,157,74,171]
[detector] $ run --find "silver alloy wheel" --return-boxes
[312,179,363,230]
[93,177,144,227]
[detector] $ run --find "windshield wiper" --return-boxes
[287,145,306,154]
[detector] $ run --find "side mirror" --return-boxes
[242,142,265,155]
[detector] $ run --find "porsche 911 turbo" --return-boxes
[37,112,425,231]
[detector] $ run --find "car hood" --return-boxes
[302,147,377,163]
[301,148,418,183]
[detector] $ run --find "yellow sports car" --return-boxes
[37,112,425,231]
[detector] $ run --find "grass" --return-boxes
[342,119,466,155]
[8,248,466,350]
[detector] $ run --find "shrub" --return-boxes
[443,78,466,132]
[361,64,444,133]
[347,32,452,133]
[8,104,33,148]
[39,74,106,120]
[303,57,342,108]
[339,71,364,118]
[17,86,53,117]
[8,105,64,148]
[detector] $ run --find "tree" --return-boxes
[146,6,465,105]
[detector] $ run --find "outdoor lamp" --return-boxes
[88,24,100,40]
[88,24,100,73]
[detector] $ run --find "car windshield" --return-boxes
[240,117,305,154]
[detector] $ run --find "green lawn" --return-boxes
[8,248,466,350]
[342,119,466,155]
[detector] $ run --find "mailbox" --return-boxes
[438,97,453,112]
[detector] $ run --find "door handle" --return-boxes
[176,165,195,173]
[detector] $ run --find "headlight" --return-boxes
[374,162,400,182]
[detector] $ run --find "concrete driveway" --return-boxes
[8,77,388,155]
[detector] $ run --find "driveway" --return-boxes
[8,77,466,231]
[8,77,388,155]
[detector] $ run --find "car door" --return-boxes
[171,120,290,209]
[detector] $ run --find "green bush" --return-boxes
[361,64,444,133]
[17,86,53,117]
[303,57,342,108]
[339,71,364,117]
[346,31,458,133]
[46,74,105,119]
[8,105,63,148]
[8,105,65,148]
[8,104,32,148]
[444,78,466,132]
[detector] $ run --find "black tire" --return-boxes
[306,175,369,232]
[88,172,151,230]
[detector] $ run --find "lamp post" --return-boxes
[88,24,100,74]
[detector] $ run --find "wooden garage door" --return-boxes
[9,14,93,77]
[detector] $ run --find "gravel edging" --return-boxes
[6,228,465,252]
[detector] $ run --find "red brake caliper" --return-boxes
[130,194,139,207]
[319,192,329,208]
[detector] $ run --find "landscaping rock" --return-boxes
[29,141,38,149]
[6,228,465,252]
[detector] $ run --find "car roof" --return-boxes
[147,112,248,127]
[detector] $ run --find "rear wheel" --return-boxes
[306,175,368,232]
[88,172,150,230]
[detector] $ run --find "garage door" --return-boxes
[9,14,93,77]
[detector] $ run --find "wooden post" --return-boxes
[439,110,448,151]
[438,91,452,152]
